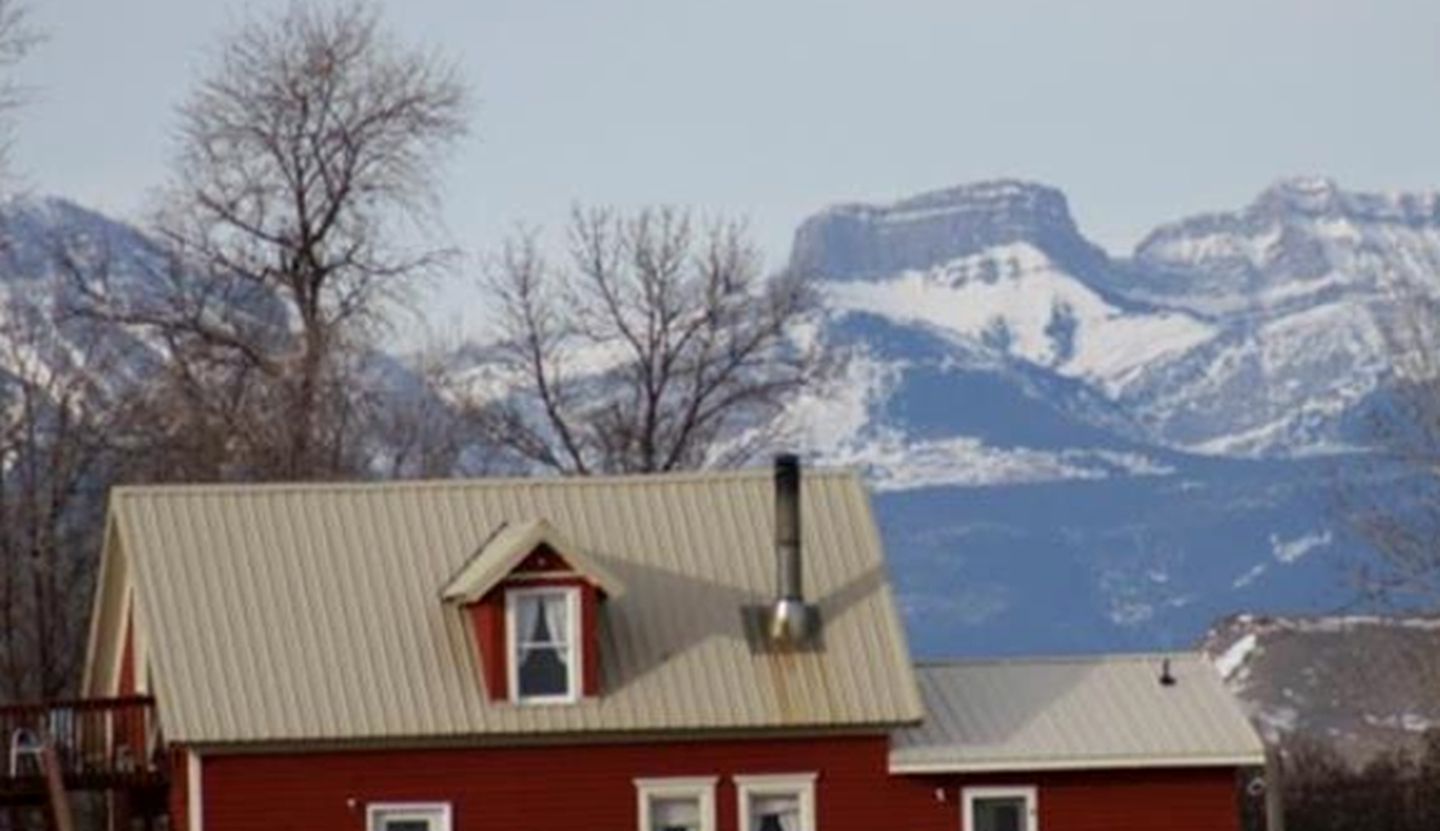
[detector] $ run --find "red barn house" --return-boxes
[28,458,1261,830]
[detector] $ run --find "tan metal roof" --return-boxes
[107,468,922,746]
[439,517,626,603]
[891,653,1265,773]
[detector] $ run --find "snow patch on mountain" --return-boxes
[1269,529,1333,564]
[828,432,1172,492]
[1214,631,1259,681]
[822,243,1216,394]
[776,344,1173,490]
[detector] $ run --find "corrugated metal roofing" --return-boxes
[109,468,922,746]
[891,654,1265,773]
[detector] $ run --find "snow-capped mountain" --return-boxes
[0,196,173,396]
[2,183,1430,663]
[790,177,1428,466]
[786,178,1437,657]
[0,195,452,479]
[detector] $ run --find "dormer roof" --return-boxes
[440,517,626,604]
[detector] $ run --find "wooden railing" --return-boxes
[0,696,163,786]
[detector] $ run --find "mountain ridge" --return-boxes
[789,179,1113,285]
[779,175,1433,660]
[0,182,1426,664]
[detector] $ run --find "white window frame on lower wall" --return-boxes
[963,786,1038,831]
[734,772,818,831]
[635,776,718,831]
[366,802,454,831]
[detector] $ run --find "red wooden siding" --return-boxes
[513,545,568,574]
[580,579,599,694]
[463,599,504,699]
[118,609,136,696]
[886,766,1244,831]
[169,746,192,831]
[1035,767,1242,831]
[190,735,1243,831]
[198,735,897,831]
[113,609,151,756]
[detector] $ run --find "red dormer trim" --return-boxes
[463,550,602,702]
[445,520,619,703]
[512,545,569,574]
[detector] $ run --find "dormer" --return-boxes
[442,518,624,704]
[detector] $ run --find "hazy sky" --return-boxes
[18,0,1440,337]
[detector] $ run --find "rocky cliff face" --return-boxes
[1127,177,1440,318]
[787,180,1111,283]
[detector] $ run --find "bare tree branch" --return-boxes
[1336,278,1440,605]
[471,207,821,475]
[73,0,469,481]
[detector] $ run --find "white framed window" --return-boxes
[963,786,1037,831]
[735,773,817,831]
[506,585,581,703]
[366,802,453,831]
[635,776,718,831]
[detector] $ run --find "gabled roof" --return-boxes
[891,653,1265,773]
[440,517,625,604]
[104,468,922,746]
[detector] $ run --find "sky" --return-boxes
[16,0,1440,340]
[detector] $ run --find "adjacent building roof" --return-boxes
[439,517,626,604]
[891,653,1265,773]
[105,468,922,746]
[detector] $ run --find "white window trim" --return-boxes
[963,786,1038,831]
[505,584,582,704]
[734,772,818,831]
[366,802,454,831]
[635,776,718,831]
[186,751,202,831]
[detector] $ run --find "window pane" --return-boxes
[751,794,799,831]
[651,796,701,831]
[515,592,573,698]
[518,644,570,696]
[372,809,444,831]
[974,797,1027,831]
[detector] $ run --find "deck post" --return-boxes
[39,744,75,831]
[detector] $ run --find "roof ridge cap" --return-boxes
[915,651,1203,668]
[109,466,864,498]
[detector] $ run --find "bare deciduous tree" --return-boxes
[472,207,818,475]
[0,279,150,700]
[79,0,468,481]
[1338,288,1440,604]
[367,340,480,479]
[0,0,37,183]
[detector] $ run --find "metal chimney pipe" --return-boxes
[774,453,802,602]
[766,453,817,645]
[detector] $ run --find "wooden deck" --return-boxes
[0,696,168,807]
